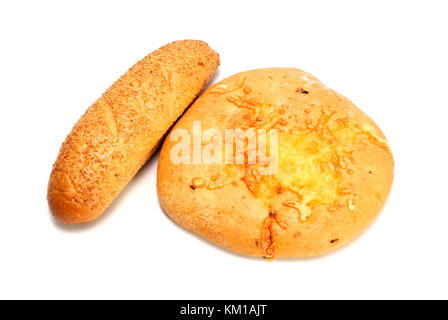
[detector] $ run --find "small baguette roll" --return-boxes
[48,40,219,224]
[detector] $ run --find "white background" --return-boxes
[0,0,447,299]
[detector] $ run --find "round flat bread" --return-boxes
[157,68,394,258]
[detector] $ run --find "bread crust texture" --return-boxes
[157,68,394,258]
[48,40,220,224]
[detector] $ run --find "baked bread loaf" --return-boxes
[48,40,220,224]
[157,68,394,258]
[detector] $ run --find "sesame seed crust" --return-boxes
[48,40,219,223]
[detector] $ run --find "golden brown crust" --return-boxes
[48,40,220,224]
[157,68,394,258]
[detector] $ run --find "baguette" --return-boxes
[48,40,219,224]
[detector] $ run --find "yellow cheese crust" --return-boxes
[157,68,394,258]
[48,40,219,223]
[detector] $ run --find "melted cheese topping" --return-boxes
[211,78,391,223]
[245,113,389,222]
[277,131,339,204]
[255,130,343,221]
